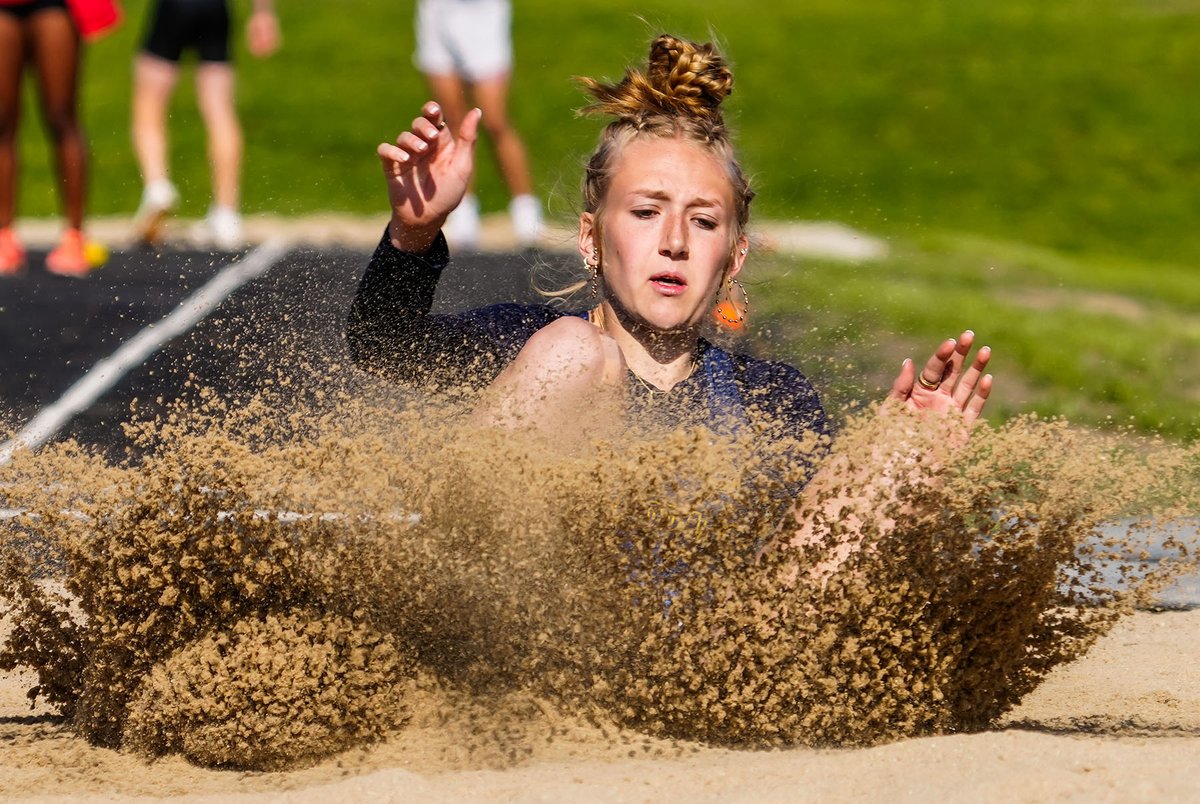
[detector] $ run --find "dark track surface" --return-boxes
[3,245,1198,607]
[0,243,568,458]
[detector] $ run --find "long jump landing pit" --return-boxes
[0,232,1197,802]
[0,609,1197,801]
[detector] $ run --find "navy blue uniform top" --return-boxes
[345,231,831,452]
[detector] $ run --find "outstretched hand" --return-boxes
[246,10,281,58]
[378,102,482,252]
[888,330,993,424]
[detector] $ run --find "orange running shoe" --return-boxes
[46,229,92,277]
[0,228,25,276]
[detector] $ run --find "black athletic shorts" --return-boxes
[0,0,69,20]
[141,0,232,64]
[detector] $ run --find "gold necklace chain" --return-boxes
[630,359,697,395]
[587,306,697,395]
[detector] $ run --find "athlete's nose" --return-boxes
[658,213,688,259]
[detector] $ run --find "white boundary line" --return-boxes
[0,238,292,465]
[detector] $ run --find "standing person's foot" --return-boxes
[444,194,481,251]
[0,228,26,275]
[46,229,93,277]
[509,194,543,248]
[132,179,180,245]
[191,206,244,251]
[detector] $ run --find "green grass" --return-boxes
[748,232,1200,441]
[10,0,1198,437]
[12,0,1200,261]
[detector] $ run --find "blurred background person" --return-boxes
[130,0,280,250]
[415,0,542,250]
[0,0,105,276]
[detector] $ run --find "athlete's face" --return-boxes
[579,137,747,334]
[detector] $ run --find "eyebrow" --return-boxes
[629,189,724,209]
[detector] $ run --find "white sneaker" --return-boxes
[192,206,243,251]
[509,194,543,248]
[132,179,179,244]
[444,194,480,250]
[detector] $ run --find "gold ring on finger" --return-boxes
[918,373,941,390]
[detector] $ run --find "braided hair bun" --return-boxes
[577,34,753,237]
[579,34,734,125]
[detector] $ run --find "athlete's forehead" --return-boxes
[607,137,736,206]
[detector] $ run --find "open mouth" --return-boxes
[650,273,688,293]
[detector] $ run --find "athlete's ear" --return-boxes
[578,212,596,262]
[727,233,749,280]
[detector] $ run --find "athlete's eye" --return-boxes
[631,208,657,219]
[693,217,718,230]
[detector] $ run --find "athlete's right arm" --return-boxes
[377,102,481,254]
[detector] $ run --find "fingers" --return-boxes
[917,337,958,390]
[450,107,482,179]
[395,124,439,159]
[458,106,482,147]
[952,344,991,408]
[377,135,423,174]
[962,372,993,423]
[413,100,445,142]
[908,329,995,421]
[377,103,482,177]
[376,102,452,172]
[377,141,409,175]
[888,357,916,402]
[940,330,974,389]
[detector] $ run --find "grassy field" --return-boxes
[10,0,1198,438]
[750,234,1199,440]
[12,0,1199,257]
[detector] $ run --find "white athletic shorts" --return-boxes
[414,0,513,82]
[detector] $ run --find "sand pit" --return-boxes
[1,609,1197,801]
[0,388,1196,800]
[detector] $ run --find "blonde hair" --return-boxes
[579,34,755,238]
[538,34,754,302]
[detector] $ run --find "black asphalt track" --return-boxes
[0,243,571,459]
[2,244,1197,606]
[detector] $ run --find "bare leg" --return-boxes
[423,73,470,143]
[423,72,481,247]
[195,61,240,210]
[132,54,179,187]
[476,316,626,444]
[470,72,532,197]
[27,8,84,230]
[423,71,472,185]
[0,14,24,229]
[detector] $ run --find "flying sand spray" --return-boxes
[1,375,1194,770]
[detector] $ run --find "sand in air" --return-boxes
[1,355,1196,785]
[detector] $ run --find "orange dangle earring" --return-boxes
[714,250,749,332]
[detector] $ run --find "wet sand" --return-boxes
[3,609,1197,802]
